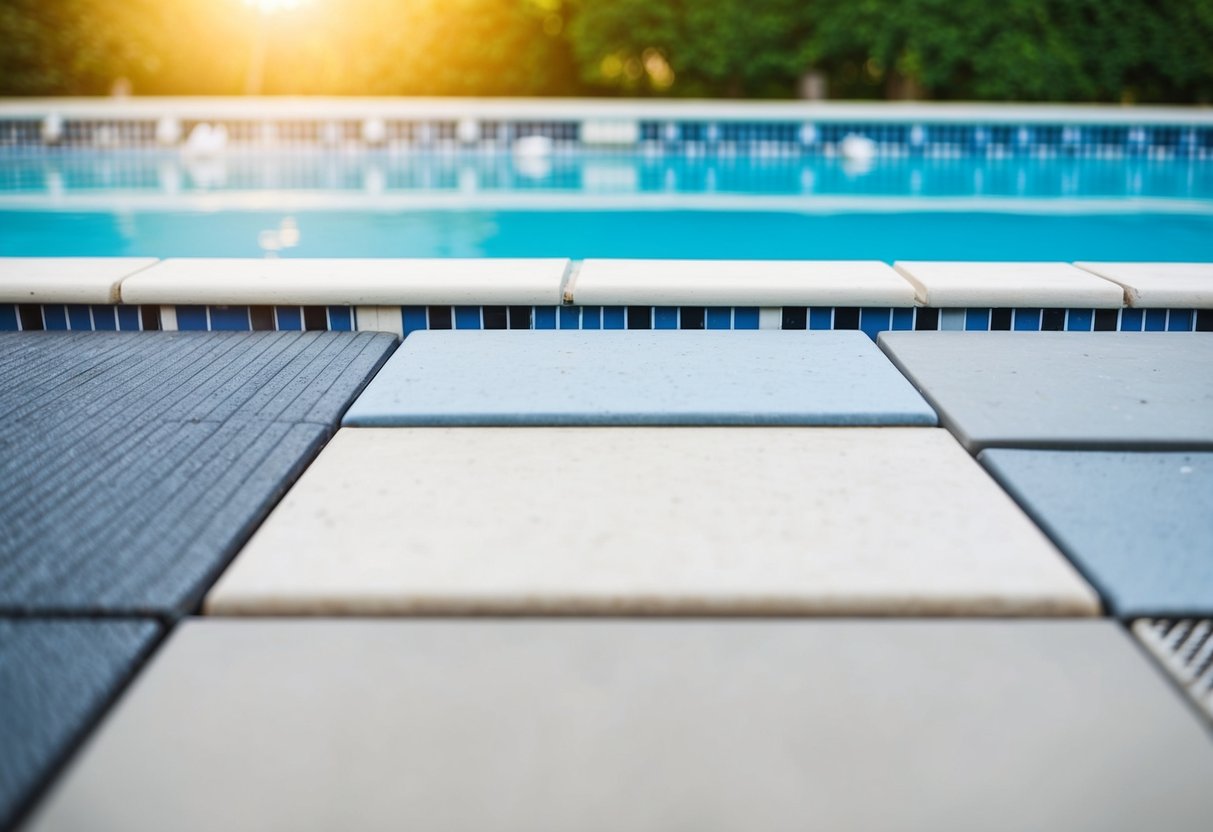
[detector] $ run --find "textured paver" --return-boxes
[342,330,938,426]
[1074,262,1213,308]
[981,450,1213,617]
[27,620,1213,832]
[572,260,916,306]
[879,332,1213,450]
[0,258,157,304]
[0,331,396,616]
[893,261,1124,308]
[207,427,1096,616]
[0,619,159,830]
[120,258,569,306]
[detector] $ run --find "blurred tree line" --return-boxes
[1,0,1210,102]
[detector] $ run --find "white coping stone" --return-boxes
[119,258,570,306]
[893,261,1125,308]
[573,260,916,307]
[25,620,1213,832]
[205,427,1099,617]
[1073,262,1213,308]
[0,258,157,304]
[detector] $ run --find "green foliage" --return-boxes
[0,0,1210,102]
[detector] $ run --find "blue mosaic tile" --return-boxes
[964,309,990,331]
[534,306,557,330]
[327,307,354,332]
[90,305,116,331]
[581,306,602,330]
[1145,309,1168,332]
[66,304,91,331]
[1120,308,1144,332]
[654,306,678,329]
[1066,309,1093,332]
[454,306,481,329]
[981,449,1213,617]
[557,306,580,329]
[1013,309,1041,331]
[274,306,302,331]
[116,305,141,331]
[706,308,732,330]
[808,307,832,330]
[43,305,68,331]
[734,307,760,330]
[0,304,16,331]
[602,306,626,330]
[343,330,937,427]
[209,306,250,331]
[176,305,209,331]
[1168,309,1194,332]
[402,306,427,337]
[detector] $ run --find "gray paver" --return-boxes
[878,332,1213,450]
[26,620,1213,832]
[342,330,937,426]
[981,449,1213,616]
[0,331,396,616]
[0,619,159,830]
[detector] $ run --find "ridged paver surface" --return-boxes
[0,619,159,830]
[0,331,396,616]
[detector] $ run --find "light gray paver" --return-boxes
[26,620,1213,832]
[342,330,938,426]
[878,332,1213,451]
[206,427,1097,616]
[981,449,1213,617]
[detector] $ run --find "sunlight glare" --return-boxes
[243,0,310,13]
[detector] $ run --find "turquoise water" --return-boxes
[1,152,1211,260]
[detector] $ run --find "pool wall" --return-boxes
[3,99,1213,159]
[2,258,1210,336]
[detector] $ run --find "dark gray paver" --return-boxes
[877,332,1213,451]
[26,620,1213,832]
[981,449,1213,617]
[343,330,937,426]
[0,618,159,830]
[0,331,396,616]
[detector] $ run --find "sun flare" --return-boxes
[243,0,311,13]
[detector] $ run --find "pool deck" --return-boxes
[1,259,1213,829]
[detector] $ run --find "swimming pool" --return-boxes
[2,152,1211,260]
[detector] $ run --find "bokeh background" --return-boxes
[1,0,1211,102]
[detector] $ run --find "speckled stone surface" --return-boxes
[1074,262,1213,308]
[0,331,396,616]
[342,330,938,426]
[0,258,157,304]
[0,619,159,830]
[981,449,1213,617]
[207,427,1096,616]
[27,620,1213,832]
[892,261,1124,308]
[878,332,1213,450]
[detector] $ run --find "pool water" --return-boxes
[1,152,1211,260]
